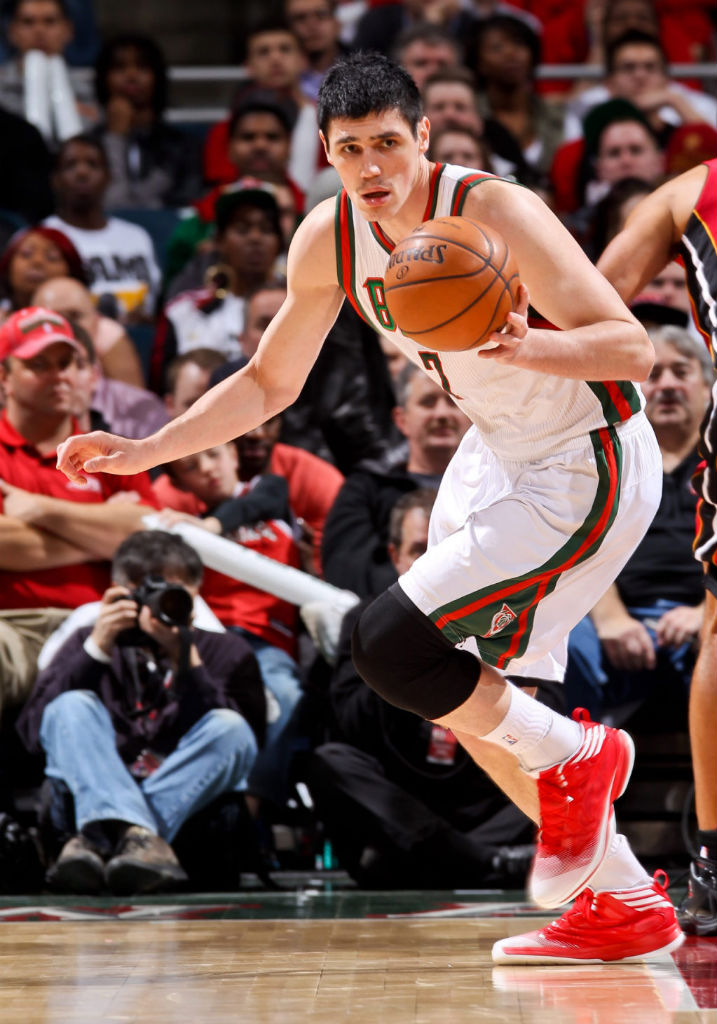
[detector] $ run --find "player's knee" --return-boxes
[351,584,481,720]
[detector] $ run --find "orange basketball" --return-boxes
[383,217,521,351]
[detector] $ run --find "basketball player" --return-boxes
[56,53,683,964]
[598,159,717,938]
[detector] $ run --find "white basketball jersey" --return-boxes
[334,163,643,461]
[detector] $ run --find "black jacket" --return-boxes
[321,449,440,597]
[16,626,266,762]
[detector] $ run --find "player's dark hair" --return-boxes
[606,29,666,74]
[112,531,204,588]
[318,52,423,142]
[95,33,168,118]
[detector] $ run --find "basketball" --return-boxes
[383,217,521,351]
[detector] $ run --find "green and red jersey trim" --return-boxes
[429,426,623,669]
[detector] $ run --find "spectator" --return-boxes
[285,0,349,103]
[472,15,564,182]
[166,100,301,291]
[216,284,395,474]
[163,347,228,420]
[15,529,266,894]
[582,175,653,261]
[203,21,322,196]
[32,274,145,387]
[150,183,284,393]
[422,68,528,182]
[0,106,54,228]
[157,442,306,812]
[153,411,344,578]
[44,134,162,324]
[392,24,461,92]
[564,99,665,247]
[0,0,101,67]
[0,306,158,720]
[90,33,202,210]
[308,488,546,888]
[564,30,717,145]
[634,260,693,320]
[428,124,494,171]
[322,362,470,597]
[61,319,170,440]
[564,324,713,727]
[0,0,92,144]
[0,224,85,315]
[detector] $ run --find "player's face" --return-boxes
[169,444,239,505]
[9,233,70,306]
[2,343,79,418]
[322,110,430,221]
[9,0,71,56]
[642,340,710,434]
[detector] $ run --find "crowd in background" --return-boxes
[0,0,714,896]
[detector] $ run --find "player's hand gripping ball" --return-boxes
[383,216,521,351]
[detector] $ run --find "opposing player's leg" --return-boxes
[678,584,717,936]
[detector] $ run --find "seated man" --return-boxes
[309,489,552,888]
[157,441,305,811]
[15,530,266,895]
[322,361,470,597]
[0,306,158,722]
[564,324,713,727]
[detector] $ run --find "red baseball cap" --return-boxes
[0,306,84,361]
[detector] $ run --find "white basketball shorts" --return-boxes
[398,412,662,682]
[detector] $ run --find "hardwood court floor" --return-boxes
[0,892,714,1023]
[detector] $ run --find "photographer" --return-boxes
[16,530,266,895]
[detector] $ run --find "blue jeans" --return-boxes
[228,628,305,806]
[564,600,695,723]
[40,691,257,842]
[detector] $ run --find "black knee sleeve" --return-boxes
[351,583,481,720]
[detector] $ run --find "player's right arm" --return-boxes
[57,201,345,483]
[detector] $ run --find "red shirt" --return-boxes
[0,413,158,610]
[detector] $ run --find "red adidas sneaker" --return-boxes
[492,871,684,964]
[529,709,635,909]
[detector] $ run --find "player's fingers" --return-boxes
[84,453,123,473]
[516,283,530,318]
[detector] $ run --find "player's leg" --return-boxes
[678,584,717,936]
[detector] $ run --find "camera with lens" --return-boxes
[115,575,194,646]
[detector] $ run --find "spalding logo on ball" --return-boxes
[383,216,521,352]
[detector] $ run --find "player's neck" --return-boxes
[374,158,434,245]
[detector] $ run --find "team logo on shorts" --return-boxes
[481,602,517,637]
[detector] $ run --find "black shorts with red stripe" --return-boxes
[693,396,717,597]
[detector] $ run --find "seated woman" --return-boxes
[0,225,86,316]
[90,33,202,210]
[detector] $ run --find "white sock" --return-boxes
[589,833,651,893]
[480,682,582,773]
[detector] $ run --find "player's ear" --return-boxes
[319,130,334,166]
[417,117,430,156]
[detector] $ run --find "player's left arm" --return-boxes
[464,182,654,381]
